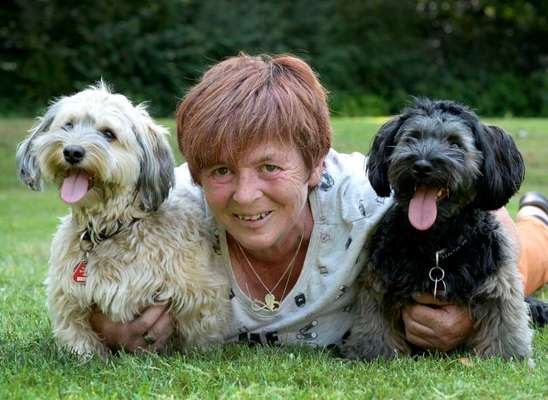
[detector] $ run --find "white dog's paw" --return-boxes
[65,339,109,359]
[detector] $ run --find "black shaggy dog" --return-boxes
[343,99,533,360]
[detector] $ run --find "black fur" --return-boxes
[344,98,532,361]
[473,125,525,210]
[369,205,503,311]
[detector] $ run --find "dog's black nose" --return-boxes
[63,145,86,164]
[412,159,433,177]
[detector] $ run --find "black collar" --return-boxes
[80,218,139,247]
[436,237,467,262]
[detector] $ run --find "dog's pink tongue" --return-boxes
[408,186,438,231]
[60,171,89,204]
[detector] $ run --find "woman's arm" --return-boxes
[89,302,173,352]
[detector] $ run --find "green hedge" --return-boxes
[1,0,547,117]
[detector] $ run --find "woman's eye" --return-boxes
[101,129,116,141]
[262,164,280,173]
[62,122,73,131]
[213,167,231,176]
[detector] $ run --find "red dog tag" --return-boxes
[72,261,87,284]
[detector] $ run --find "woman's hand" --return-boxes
[89,301,173,352]
[402,293,473,352]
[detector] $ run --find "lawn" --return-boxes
[0,117,546,399]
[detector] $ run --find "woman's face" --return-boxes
[199,142,323,253]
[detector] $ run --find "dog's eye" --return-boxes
[447,135,462,149]
[62,122,73,131]
[101,129,116,141]
[401,131,420,143]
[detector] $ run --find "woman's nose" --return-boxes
[232,172,262,204]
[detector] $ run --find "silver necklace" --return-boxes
[236,233,304,312]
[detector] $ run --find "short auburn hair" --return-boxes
[176,53,331,183]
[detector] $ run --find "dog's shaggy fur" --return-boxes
[344,98,532,360]
[16,83,230,356]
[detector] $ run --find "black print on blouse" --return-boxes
[238,331,279,346]
[265,331,280,345]
[318,266,328,275]
[345,237,352,250]
[238,332,261,346]
[319,171,334,191]
[295,293,306,307]
[301,320,317,332]
[341,329,351,343]
[229,289,235,299]
[297,320,318,340]
[296,331,318,340]
[336,285,347,299]
[359,199,367,217]
[320,232,331,242]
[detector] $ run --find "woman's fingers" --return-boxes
[402,304,443,350]
[142,309,174,352]
[402,300,474,352]
[127,302,172,352]
[130,302,170,336]
[89,302,173,352]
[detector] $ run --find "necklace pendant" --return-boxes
[264,293,280,311]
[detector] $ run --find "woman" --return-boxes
[91,54,548,352]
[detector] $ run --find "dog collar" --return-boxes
[72,218,140,285]
[80,218,140,246]
[428,238,468,299]
[436,238,467,261]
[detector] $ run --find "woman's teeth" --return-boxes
[235,211,271,221]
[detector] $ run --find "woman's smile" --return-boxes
[233,210,273,222]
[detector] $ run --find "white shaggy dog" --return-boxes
[16,83,230,356]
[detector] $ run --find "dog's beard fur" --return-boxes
[16,83,230,356]
[344,98,532,361]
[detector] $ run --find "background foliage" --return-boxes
[1,0,547,117]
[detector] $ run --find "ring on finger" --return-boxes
[143,334,156,346]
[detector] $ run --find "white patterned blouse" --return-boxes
[174,148,392,347]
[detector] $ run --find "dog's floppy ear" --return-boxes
[367,115,406,197]
[15,101,60,191]
[134,107,175,212]
[474,125,525,210]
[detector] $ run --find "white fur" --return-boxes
[17,83,230,356]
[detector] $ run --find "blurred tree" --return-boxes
[0,0,546,116]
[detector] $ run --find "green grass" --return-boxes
[1,117,546,399]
